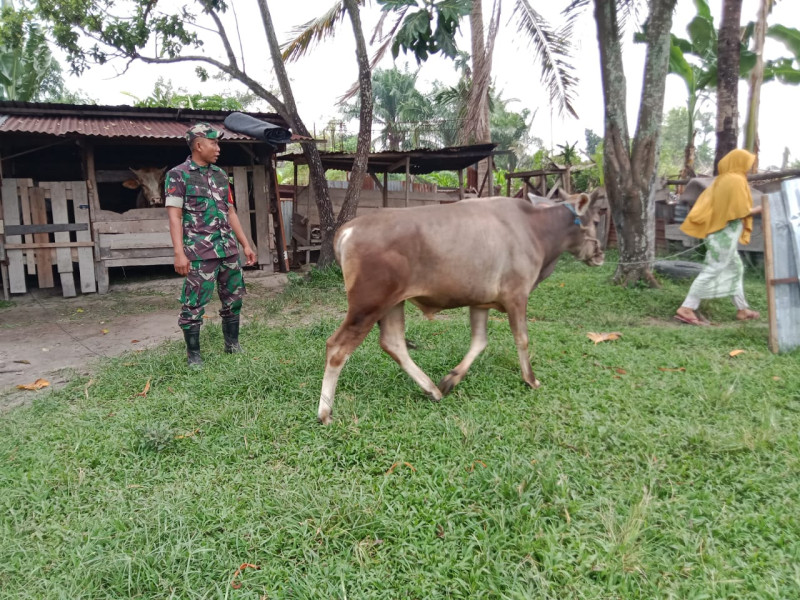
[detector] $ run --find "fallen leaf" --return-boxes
[466,460,487,472]
[203,315,211,319]
[101,328,109,335]
[658,367,686,372]
[16,378,50,391]
[772,376,781,381]
[436,524,445,539]
[729,349,746,357]
[615,368,627,375]
[385,462,416,475]
[135,379,151,398]
[76,308,84,313]
[587,332,622,344]
[230,563,260,589]
[559,282,565,288]
[175,428,200,440]
[131,340,140,344]
[13,360,30,364]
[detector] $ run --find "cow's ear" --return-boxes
[575,193,592,215]
[122,179,140,190]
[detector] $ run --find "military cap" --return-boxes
[185,122,224,145]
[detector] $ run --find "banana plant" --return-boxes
[653,0,756,178]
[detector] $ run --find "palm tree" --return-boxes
[742,3,800,168]
[342,67,433,151]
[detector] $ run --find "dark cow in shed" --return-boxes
[317,190,606,424]
[122,167,168,208]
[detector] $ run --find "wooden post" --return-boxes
[252,164,273,269]
[488,155,494,197]
[383,171,388,208]
[458,169,464,200]
[404,156,410,208]
[762,196,778,353]
[270,156,290,272]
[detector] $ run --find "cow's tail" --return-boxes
[334,225,354,266]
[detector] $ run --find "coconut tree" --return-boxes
[715,0,744,172]
[742,3,800,168]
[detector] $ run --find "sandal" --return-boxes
[674,313,709,326]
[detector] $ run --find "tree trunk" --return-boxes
[715,0,744,173]
[460,0,500,196]
[594,0,676,286]
[743,0,772,171]
[336,0,373,227]
[256,0,337,266]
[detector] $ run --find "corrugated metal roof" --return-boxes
[0,101,313,142]
[0,115,268,141]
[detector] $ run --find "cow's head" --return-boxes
[122,167,168,207]
[558,188,606,267]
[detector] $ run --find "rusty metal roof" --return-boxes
[280,143,497,175]
[0,101,306,142]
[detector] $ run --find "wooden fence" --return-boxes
[1,179,95,297]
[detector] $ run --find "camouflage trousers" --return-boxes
[179,255,246,330]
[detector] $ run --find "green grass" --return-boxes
[2,254,799,599]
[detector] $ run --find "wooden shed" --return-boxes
[0,101,291,297]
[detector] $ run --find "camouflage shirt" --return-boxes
[165,157,239,261]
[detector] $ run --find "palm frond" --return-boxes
[513,0,579,119]
[281,1,347,63]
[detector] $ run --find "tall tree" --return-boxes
[715,0,744,172]
[36,0,373,267]
[592,0,678,286]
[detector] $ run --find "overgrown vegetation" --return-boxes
[2,255,798,599]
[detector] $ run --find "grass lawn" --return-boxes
[2,254,799,599]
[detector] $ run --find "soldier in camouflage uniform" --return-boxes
[166,122,256,367]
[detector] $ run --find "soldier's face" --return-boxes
[193,138,220,165]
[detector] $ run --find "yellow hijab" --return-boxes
[680,149,756,245]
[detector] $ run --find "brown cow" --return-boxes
[122,167,168,208]
[317,190,605,424]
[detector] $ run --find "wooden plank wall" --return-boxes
[296,185,463,227]
[90,164,274,292]
[0,180,96,297]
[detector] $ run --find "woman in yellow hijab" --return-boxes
[675,149,762,325]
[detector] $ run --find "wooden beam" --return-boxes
[370,173,384,194]
[5,241,95,249]
[4,223,89,235]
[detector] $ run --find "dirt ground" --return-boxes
[0,268,288,411]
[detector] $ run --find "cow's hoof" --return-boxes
[426,388,443,403]
[525,378,541,389]
[318,412,333,425]
[437,373,457,396]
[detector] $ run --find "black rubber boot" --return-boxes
[183,327,203,367]
[222,316,242,354]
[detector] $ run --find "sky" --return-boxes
[61,0,799,170]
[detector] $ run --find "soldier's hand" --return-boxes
[174,253,190,276]
[243,245,256,266]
